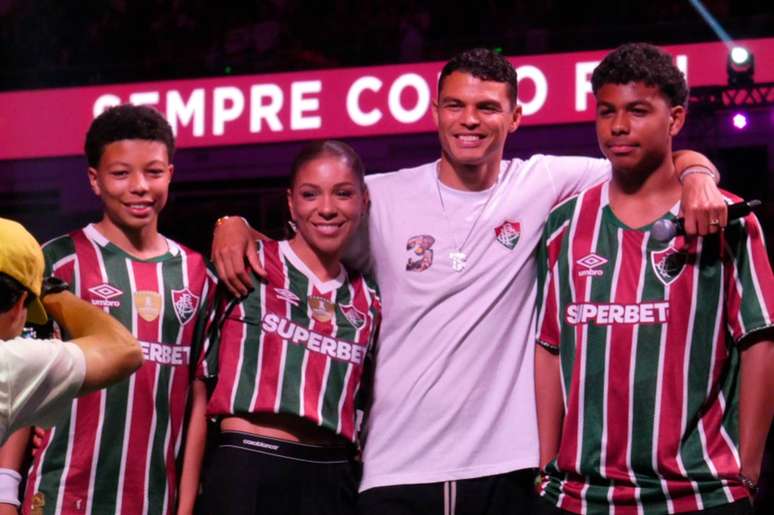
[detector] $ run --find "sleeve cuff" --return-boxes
[537,339,560,354]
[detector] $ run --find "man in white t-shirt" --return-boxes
[211,49,727,515]
[0,218,143,508]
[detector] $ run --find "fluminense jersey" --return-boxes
[536,182,774,514]
[23,224,216,515]
[203,239,380,442]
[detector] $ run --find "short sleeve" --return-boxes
[535,222,566,353]
[0,338,85,437]
[543,156,610,205]
[196,286,235,381]
[724,213,774,345]
[190,264,219,380]
[197,242,265,381]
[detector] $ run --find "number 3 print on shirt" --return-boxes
[406,234,435,272]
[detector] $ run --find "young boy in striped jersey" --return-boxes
[535,43,774,514]
[0,105,216,515]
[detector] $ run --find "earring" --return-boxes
[288,220,297,232]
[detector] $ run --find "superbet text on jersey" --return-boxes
[203,240,380,443]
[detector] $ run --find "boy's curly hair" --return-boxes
[85,104,175,167]
[591,43,688,107]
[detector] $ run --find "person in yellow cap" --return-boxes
[0,217,143,450]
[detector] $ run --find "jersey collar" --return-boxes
[84,224,180,257]
[279,240,346,293]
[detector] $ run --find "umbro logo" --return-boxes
[89,283,122,299]
[88,283,123,307]
[576,253,608,277]
[274,288,300,307]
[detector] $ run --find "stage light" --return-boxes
[730,47,749,65]
[732,113,748,130]
[727,46,754,87]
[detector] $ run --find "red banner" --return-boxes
[1,38,772,161]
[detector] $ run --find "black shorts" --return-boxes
[357,468,538,515]
[198,431,357,515]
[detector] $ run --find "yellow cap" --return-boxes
[0,218,47,324]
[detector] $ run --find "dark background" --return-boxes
[1,1,773,510]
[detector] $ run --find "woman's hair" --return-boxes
[289,140,365,190]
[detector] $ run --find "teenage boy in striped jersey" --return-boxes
[0,105,217,515]
[535,43,774,514]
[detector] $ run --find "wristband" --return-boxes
[679,166,719,185]
[0,468,21,507]
[214,215,249,229]
[739,473,758,495]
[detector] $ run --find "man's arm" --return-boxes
[672,150,726,236]
[0,429,29,513]
[535,345,564,469]
[534,214,567,470]
[210,217,265,297]
[176,380,208,515]
[724,209,774,491]
[551,151,726,236]
[739,334,774,487]
[0,292,142,511]
[42,291,143,394]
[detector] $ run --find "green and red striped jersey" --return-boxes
[203,239,380,442]
[23,224,216,515]
[536,182,774,514]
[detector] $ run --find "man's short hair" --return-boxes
[591,43,688,107]
[85,104,175,168]
[0,272,33,315]
[438,48,519,107]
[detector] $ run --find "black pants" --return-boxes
[357,468,538,515]
[198,431,357,515]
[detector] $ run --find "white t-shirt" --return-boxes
[358,155,610,491]
[0,338,86,443]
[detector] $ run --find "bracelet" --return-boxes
[214,216,249,229]
[679,166,720,185]
[0,468,21,507]
[739,473,758,495]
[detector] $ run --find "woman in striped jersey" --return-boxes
[178,141,380,515]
